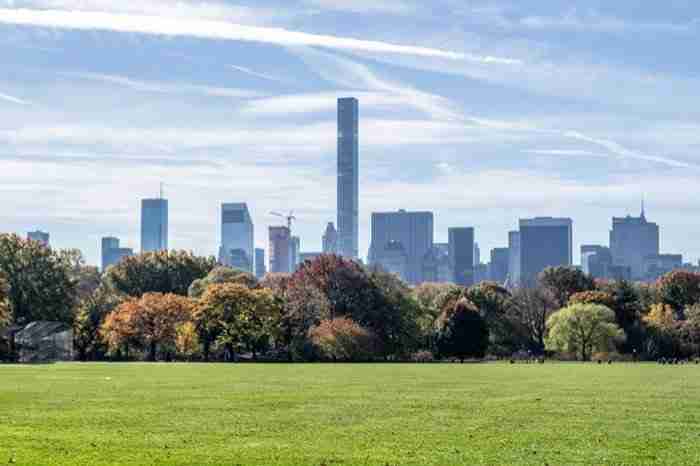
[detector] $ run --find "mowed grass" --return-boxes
[2,364,700,465]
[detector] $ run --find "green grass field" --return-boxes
[2,363,700,465]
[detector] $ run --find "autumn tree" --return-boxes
[188,266,258,298]
[436,298,489,362]
[101,293,193,361]
[0,234,76,324]
[511,286,557,353]
[73,286,123,361]
[58,248,102,303]
[539,266,595,309]
[412,282,464,350]
[545,303,624,361]
[466,282,518,353]
[657,271,700,316]
[175,322,200,361]
[308,317,376,361]
[106,250,216,297]
[0,274,10,329]
[643,303,681,358]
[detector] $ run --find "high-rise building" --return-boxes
[507,231,521,287]
[255,248,266,279]
[519,217,573,286]
[27,230,49,247]
[369,210,433,284]
[299,252,323,264]
[269,226,292,274]
[373,240,409,280]
[140,198,168,253]
[291,236,301,269]
[581,245,613,279]
[101,237,133,271]
[322,222,338,254]
[644,254,682,281]
[219,203,254,273]
[474,242,481,266]
[490,247,510,284]
[610,208,659,280]
[422,243,451,283]
[449,227,475,287]
[337,97,359,259]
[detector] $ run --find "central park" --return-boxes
[2,362,700,465]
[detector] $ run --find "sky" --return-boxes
[1,0,700,267]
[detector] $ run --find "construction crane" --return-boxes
[269,211,297,231]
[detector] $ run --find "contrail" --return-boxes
[0,8,519,63]
[0,92,30,105]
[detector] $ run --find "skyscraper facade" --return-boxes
[490,247,510,284]
[255,248,266,279]
[448,227,475,287]
[519,217,573,286]
[581,245,613,279]
[269,226,292,274]
[610,210,659,280]
[370,210,433,284]
[291,236,301,269]
[219,203,254,273]
[337,97,359,259]
[27,230,49,247]
[507,231,521,287]
[101,237,133,271]
[141,198,168,253]
[322,222,338,254]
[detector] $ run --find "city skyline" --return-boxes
[2,2,700,266]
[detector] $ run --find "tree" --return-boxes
[466,282,517,353]
[545,303,624,361]
[195,283,281,361]
[0,234,76,324]
[657,271,700,315]
[0,274,10,329]
[58,248,102,303]
[511,286,557,353]
[188,266,258,298]
[73,286,123,361]
[175,322,200,361]
[412,282,463,350]
[539,266,595,309]
[101,293,193,361]
[308,317,376,361]
[436,298,489,362]
[106,250,216,297]
[643,303,680,359]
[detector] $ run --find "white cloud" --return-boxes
[519,12,698,35]
[61,72,263,98]
[303,0,416,15]
[0,91,31,105]
[229,65,289,84]
[0,8,503,61]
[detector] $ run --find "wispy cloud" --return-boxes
[0,8,509,61]
[229,65,289,84]
[303,0,417,15]
[0,91,31,105]
[519,12,698,35]
[61,72,262,98]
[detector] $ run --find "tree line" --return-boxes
[2,232,700,362]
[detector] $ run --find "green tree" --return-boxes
[545,303,624,361]
[657,271,700,315]
[0,274,10,329]
[106,250,216,297]
[0,234,76,324]
[539,266,595,309]
[188,266,258,298]
[511,286,557,353]
[58,248,102,303]
[73,287,123,361]
[436,298,489,362]
[466,282,518,354]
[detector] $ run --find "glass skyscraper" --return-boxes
[219,203,254,273]
[141,198,168,253]
[337,97,359,259]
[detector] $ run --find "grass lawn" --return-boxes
[2,363,700,465]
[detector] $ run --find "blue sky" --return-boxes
[1,0,700,266]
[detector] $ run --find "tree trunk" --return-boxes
[149,341,157,362]
[203,340,210,362]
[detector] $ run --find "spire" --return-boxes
[641,195,646,221]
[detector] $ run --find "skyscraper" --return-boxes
[337,97,359,259]
[255,248,266,279]
[519,217,573,286]
[269,226,292,274]
[610,207,659,280]
[507,231,521,287]
[490,247,510,284]
[291,236,301,269]
[141,198,168,253]
[370,210,433,284]
[101,236,133,271]
[219,203,254,273]
[448,227,474,287]
[322,222,338,254]
[27,230,49,247]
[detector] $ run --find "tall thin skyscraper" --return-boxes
[219,203,254,273]
[255,248,266,279]
[337,97,359,259]
[449,227,475,287]
[269,226,292,273]
[141,198,168,253]
[322,222,338,254]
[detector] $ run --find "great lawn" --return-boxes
[1,363,700,465]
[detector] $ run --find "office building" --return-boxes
[337,97,359,259]
[373,240,409,280]
[322,222,338,254]
[140,198,168,253]
[219,203,254,273]
[422,243,451,283]
[610,208,659,280]
[291,236,301,269]
[269,226,292,274]
[255,248,266,279]
[449,227,475,287]
[519,217,573,286]
[474,242,481,267]
[644,254,682,281]
[490,247,510,284]
[581,245,613,279]
[27,230,49,247]
[101,237,133,271]
[507,231,521,287]
[369,210,433,284]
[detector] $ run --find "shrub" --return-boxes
[308,318,376,362]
